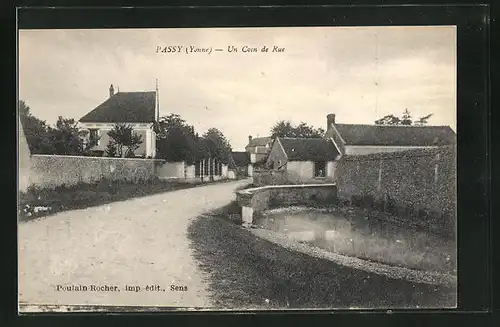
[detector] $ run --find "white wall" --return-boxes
[221,164,229,178]
[156,161,185,179]
[185,165,195,179]
[146,129,157,158]
[150,131,157,158]
[344,145,438,156]
[327,161,337,180]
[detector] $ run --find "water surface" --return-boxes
[255,207,456,275]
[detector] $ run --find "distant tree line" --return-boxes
[375,109,433,126]
[154,114,232,165]
[270,120,325,138]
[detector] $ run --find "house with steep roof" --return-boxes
[245,136,273,162]
[266,137,340,183]
[244,135,273,176]
[79,84,159,158]
[324,113,456,156]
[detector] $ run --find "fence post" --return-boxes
[200,159,204,182]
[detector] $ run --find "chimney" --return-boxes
[327,113,336,128]
[109,84,115,98]
[248,135,253,143]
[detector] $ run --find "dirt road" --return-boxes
[18,179,251,310]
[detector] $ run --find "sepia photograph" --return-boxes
[18,26,457,312]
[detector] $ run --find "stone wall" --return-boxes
[253,171,289,186]
[253,166,336,187]
[336,146,456,236]
[28,155,164,189]
[25,155,231,191]
[236,184,337,226]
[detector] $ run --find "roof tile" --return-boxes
[334,124,456,146]
[246,136,273,148]
[279,137,339,161]
[79,91,156,123]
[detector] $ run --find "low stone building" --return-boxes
[265,137,340,183]
[325,113,456,156]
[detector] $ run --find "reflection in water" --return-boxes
[255,208,456,275]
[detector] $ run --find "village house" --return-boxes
[325,113,456,156]
[79,84,159,158]
[266,137,340,183]
[244,135,273,176]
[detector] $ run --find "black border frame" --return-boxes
[4,2,495,327]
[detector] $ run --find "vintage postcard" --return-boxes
[18,26,457,312]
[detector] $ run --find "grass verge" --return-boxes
[18,177,242,222]
[187,202,457,310]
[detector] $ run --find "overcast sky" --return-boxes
[19,26,456,151]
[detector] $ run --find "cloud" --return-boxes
[19,26,456,150]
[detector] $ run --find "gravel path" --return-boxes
[18,179,251,311]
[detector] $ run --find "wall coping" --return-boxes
[237,183,337,196]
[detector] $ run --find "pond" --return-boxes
[254,206,456,275]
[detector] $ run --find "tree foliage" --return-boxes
[374,114,402,125]
[50,116,90,155]
[19,100,89,155]
[156,114,199,164]
[19,100,233,162]
[19,100,54,154]
[105,141,118,157]
[202,128,232,164]
[414,113,434,126]
[270,120,325,138]
[374,109,433,126]
[155,114,232,164]
[400,108,412,125]
[106,123,143,157]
